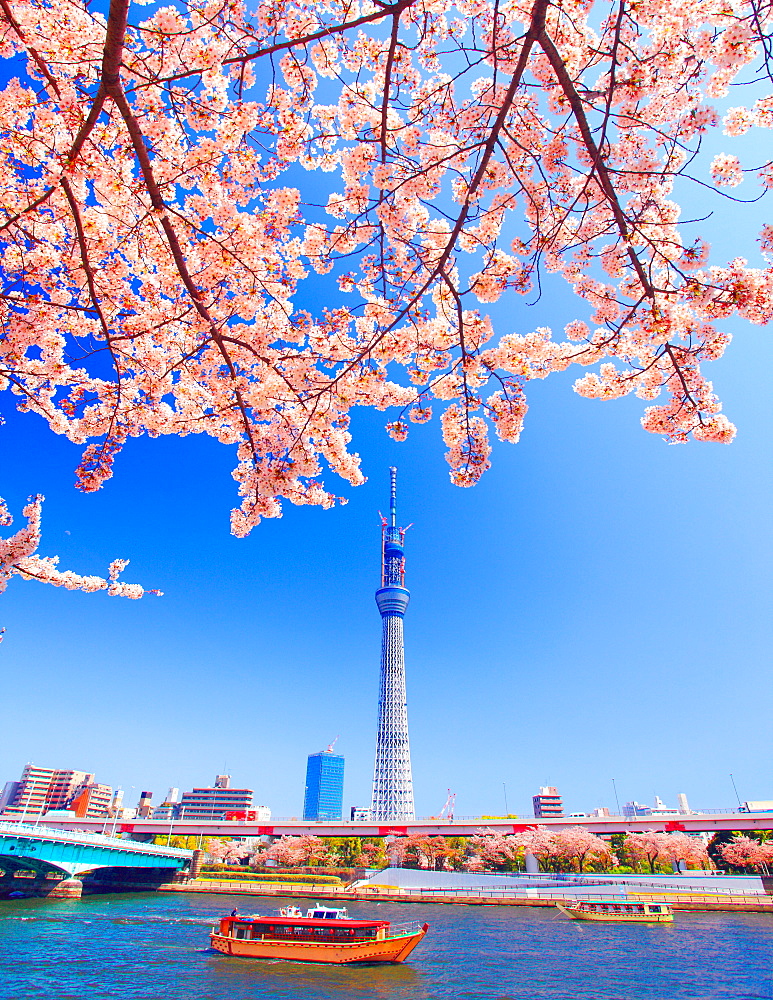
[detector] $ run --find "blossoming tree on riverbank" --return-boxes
[2,0,772,589]
[466,826,613,872]
[623,832,710,873]
[717,835,773,873]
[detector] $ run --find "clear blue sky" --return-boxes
[1,19,771,821]
[2,308,770,818]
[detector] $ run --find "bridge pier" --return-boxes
[190,850,204,878]
[0,873,83,900]
[39,878,82,900]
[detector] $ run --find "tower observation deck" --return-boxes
[371,467,415,822]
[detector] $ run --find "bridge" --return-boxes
[28,811,772,840]
[0,822,192,899]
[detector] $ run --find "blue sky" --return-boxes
[1,8,771,821]
[2,307,770,819]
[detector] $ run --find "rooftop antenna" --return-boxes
[730,773,743,809]
[612,778,622,815]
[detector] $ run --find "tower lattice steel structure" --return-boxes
[371,467,415,822]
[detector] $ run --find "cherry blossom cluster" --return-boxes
[0,0,771,531]
[0,495,159,598]
[623,832,711,873]
[717,835,773,873]
[249,834,334,867]
[467,826,614,872]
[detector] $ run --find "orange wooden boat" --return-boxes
[210,905,429,964]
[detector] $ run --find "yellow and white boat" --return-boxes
[556,899,673,922]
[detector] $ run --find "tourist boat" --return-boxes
[210,905,429,964]
[556,899,673,922]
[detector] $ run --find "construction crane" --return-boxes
[439,789,456,821]
[326,736,340,753]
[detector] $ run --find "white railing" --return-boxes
[388,920,424,937]
[0,822,191,858]
[354,879,771,901]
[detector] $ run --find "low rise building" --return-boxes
[533,786,563,819]
[623,800,651,817]
[153,787,181,820]
[137,790,154,818]
[179,774,254,821]
[70,783,113,818]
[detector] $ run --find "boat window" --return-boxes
[650,906,661,912]
[233,924,249,939]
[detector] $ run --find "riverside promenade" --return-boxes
[156,868,773,913]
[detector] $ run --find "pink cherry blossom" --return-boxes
[624,832,709,873]
[717,836,771,873]
[0,495,159,598]
[0,0,770,554]
[710,154,744,187]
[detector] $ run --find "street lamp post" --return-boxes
[109,789,123,838]
[167,806,185,846]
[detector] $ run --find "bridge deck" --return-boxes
[20,812,773,838]
[0,822,191,879]
[0,822,190,858]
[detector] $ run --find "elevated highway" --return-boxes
[23,811,771,840]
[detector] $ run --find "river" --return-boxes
[0,892,770,999]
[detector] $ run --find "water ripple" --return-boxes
[0,892,770,999]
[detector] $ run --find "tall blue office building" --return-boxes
[303,751,344,821]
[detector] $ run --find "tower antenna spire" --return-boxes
[371,468,415,822]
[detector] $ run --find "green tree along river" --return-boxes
[0,892,770,999]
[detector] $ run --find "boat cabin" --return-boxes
[305,907,350,920]
[218,914,391,944]
[575,902,667,915]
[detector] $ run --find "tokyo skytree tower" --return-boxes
[371,467,415,822]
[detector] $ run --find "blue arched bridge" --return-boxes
[0,822,191,898]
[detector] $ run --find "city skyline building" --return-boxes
[0,763,112,818]
[69,782,113,818]
[624,794,684,819]
[533,786,564,818]
[371,468,415,821]
[137,790,154,818]
[153,787,181,820]
[178,774,255,821]
[303,751,345,821]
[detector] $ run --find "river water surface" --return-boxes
[0,892,770,1000]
